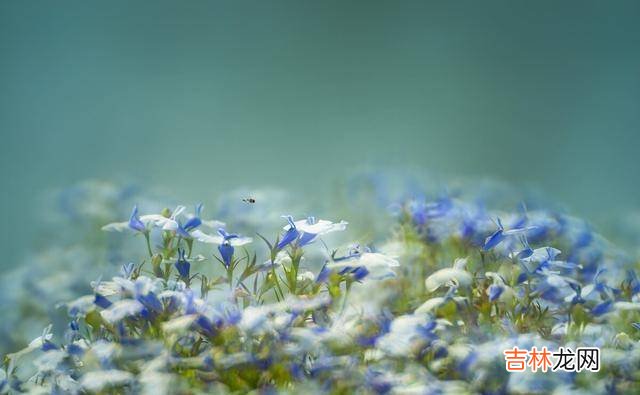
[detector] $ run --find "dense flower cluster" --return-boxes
[2,185,640,394]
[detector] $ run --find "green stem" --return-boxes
[339,280,353,316]
[270,250,285,301]
[144,232,153,257]
[227,266,234,290]
[186,239,194,258]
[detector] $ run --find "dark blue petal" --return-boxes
[183,203,203,231]
[592,301,613,316]
[218,243,234,268]
[41,342,58,351]
[483,230,504,251]
[338,266,354,275]
[175,259,190,279]
[195,316,216,337]
[175,249,190,279]
[488,284,504,302]
[352,266,370,281]
[277,228,299,250]
[420,320,437,333]
[433,344,448,359]
[517,272,528,284]
[138,292,163,313]
[516,247,534,260]
[571,295,585,305]
[94,293,112,309]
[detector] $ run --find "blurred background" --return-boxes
[1,0,639,266]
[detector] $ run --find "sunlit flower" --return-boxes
[483,218,536,251]
[102,205,186,233]
[327,248,400,280]
[80,370,134,393]
[424,258,472,292]
[191,227,252,267]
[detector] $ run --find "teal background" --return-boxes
[1,1,639,264]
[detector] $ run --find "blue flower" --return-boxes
[513,236,534,260]
[176,203,204,237]
[190,227,252,267]
[339,266,369,281]
[216,228,241,267]
[483,218,536,251]
[483,218,506,251]
[195,315,216,337]
[134,279,163,313]
[487,284,504,302]
[219,243,234,268]
[591,300,613,316]
[275,215,348,249]
[329,247,400,281]
[566,282,586,305]
[175,249,191,280]
[191,227,252,246]
[182,203,203,231]
[277,215,300,249]
[94,293,112,309]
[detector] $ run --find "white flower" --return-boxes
[297,270,316,283]
[425,264,472,293]
[34,350,65,373]
[327,252,400,280]
[238,305,273,333]
[100,300,145,323]
[6,325,54,366]
[67,295,96,315]
[376,314,435,357]
[285,216,348,235]
[189,229,252,246]
[162,314,198,333]
[414,295,467,314]
[511,246,562,262]
[101,205,186,233]
[80,370,134,392]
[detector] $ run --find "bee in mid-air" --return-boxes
[242,197,256,204]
